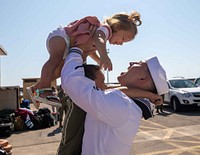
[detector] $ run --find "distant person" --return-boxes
[50,85,59,113]
[156,104,163,113]
[26,10,142,108]
[57,85,68,128]
[60,47,169,155]
[19,94,31,109]
[156,95,164,113]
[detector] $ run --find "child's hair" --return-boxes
[105,11,142,38]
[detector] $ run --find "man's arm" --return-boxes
[61,48,138,127]
[113,87,163,105]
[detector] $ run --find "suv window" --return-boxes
[195,78,200,86]
[169,79,197,88]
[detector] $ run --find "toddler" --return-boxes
[27,11,142,108]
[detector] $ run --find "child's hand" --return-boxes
[100,54,113,71]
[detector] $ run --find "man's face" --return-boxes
[117,61,150,88]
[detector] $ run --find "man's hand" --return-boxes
[149,93,163,106]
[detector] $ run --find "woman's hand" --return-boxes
[0,139,12,155]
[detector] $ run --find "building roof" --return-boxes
[0,44,7,56]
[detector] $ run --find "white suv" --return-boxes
[164,77,200,112]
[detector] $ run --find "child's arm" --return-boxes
[89,51,100,65]
[77,25,112,70]
[94,30,112,71]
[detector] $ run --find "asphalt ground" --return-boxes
[131,105,200,155]
[5,103,200,155]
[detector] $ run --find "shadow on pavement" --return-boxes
[48,127,62,137]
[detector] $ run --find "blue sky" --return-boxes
[0,0,200,87]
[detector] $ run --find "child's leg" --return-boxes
[35,36,67,104]
[40,36,66,86]
[52,59,64,80]
[27,25,70,107]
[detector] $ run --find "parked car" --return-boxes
[194,77,200,86]
[164,77,200,112]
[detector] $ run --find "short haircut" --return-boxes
[83,64,101,80]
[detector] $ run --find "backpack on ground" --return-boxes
[34,108,55,129]
[0,109,15,137]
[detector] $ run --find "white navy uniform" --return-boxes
[61,48,143,155]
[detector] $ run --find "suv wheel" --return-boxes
[171,97,182,112]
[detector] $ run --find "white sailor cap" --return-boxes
[145,56,169,95]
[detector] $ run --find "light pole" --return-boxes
[0,44,7,86]
[106,49,110,84]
